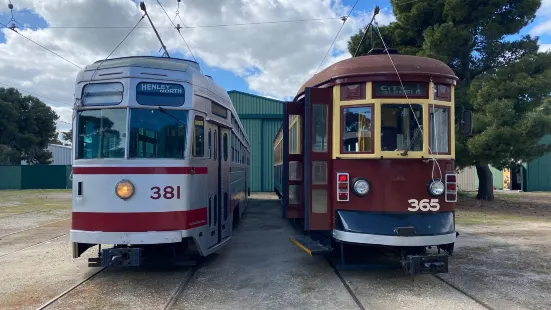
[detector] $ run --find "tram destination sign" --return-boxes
[136,82,185,106]
[373,82,427,98]
[137,82,184,95]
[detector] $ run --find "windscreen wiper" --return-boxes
[400,127,422,156]
[158,106,186,126]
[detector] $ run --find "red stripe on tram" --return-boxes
[72,166,208,175]
[72,208,208,231]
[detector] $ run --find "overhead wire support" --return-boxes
[352,6,379,57]
[156,0,197,63]
[315,0,359,74]
[140,1,170,58]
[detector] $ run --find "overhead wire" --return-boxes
[0,21,83,69]
[372,19,443,179]
[0,81,73,106]
[156,0,197,63]
[315,0,359,74]
[33,17,342,29]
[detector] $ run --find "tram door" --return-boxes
[304,87,333,231]
[220,128,230,240]
[207,123,222,248]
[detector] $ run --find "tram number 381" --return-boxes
[150,186,181,200]
[407,199,440,211]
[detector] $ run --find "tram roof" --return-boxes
[84,56,200,72]
[296,54,457,99]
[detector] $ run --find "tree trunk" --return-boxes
[476,163,494,201]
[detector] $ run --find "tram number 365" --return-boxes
[150,186,181,200]
[407,199,440,211]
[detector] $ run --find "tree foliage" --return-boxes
[0,87,59,164]
[348,0,551,200]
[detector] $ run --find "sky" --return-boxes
[0,0,550,134]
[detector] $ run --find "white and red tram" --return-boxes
[70,56,251,267]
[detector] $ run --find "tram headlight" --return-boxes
[353,178,370,196]
[115,180,135,200]
[428,179,445,196]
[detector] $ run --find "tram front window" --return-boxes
[76,109,127,159]
[342,106,373,152]
[380,104,423,152]
[129,109,187,159]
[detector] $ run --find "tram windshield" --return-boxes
[77,109,127,159]
[128,109,187,159]
[76,108,188,159]
[380,104,423,152]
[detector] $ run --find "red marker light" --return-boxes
[446,174,456,182]
[339,175,348,182]
[447,184,456,191]
[339,193,348,200]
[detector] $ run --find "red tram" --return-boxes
[273,49,472,275]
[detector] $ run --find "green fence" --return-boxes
[0,165,72,190]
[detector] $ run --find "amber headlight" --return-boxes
[115,180,135,200]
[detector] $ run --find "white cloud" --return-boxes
[540,43,551,52]
[0,0,395,129]
[530,0,551,36]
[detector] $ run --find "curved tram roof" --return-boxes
[296,53,458,100]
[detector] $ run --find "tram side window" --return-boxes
[223,133,228,161]
[312,105,328,152]
[380,104,423,152]
[208,129,212,159]
[77,109,127,159]
[193,116,204,157]
[430,106,449,153]
[214,130,217,160]
[342,106,372,153]
[231,134,235,162]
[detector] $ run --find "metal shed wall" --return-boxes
[456,166,476,191]
[229,91,283,192]
[0,165,22,189]
[526,135,551,191]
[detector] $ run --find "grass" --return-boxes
[455,210,527,226]
[0,189,71,216]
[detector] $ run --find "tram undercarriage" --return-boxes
[75,238,203,268]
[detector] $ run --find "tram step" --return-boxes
[289,236,331,256]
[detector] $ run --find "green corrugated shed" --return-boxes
[526,134,551,191]
[21,165,70,189]
[229,90,283,192]
[0,165,22,189]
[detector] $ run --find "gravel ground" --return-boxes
[0,190,71,236]
[438,192,551,310]
[0,236,100,310]
[49,267,193,310]
[172,195,359,310]
[1,190,550,310]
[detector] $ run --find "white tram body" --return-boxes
[70,56,251,267]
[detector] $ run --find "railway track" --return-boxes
[163,266,199,310]
[433,274,495,310]
[0,218,70,239]
[0,233,68,259]
[328,257,494,310]
[36,267,107,310]
[34,259,200,310]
